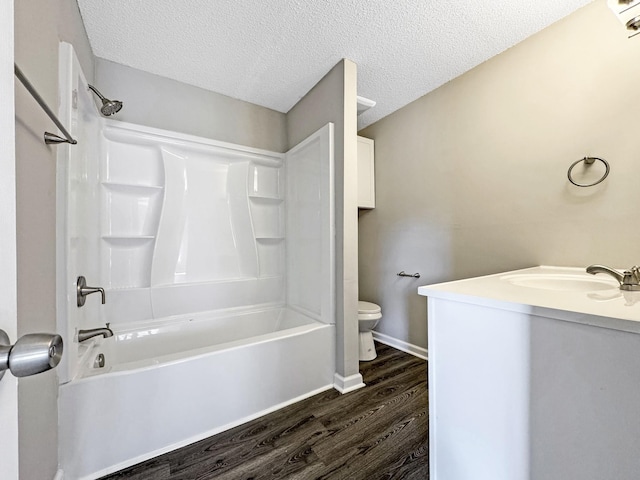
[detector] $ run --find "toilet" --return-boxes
[358,301,382,361]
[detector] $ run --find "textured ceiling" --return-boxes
[77,0,593,129]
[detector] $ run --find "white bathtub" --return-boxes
[59,307,335,480]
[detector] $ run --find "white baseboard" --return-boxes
[333,372,366,393]
[372,331,428,360]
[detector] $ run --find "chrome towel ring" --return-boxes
[567,156,610,187]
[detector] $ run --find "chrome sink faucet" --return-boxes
[586,264,640,291]
[78,323,113,343]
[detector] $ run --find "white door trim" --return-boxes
[0,0,20,478]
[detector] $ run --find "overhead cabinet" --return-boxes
[357,135,375,209]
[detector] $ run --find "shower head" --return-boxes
[88,84,123,116]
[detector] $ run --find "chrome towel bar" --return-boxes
[14,63,77,145]
[397,271,420,279]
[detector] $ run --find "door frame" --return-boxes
[0,0,20,478]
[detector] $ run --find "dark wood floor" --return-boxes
[101,343,429,479]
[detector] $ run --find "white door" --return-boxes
[0,1,20,478]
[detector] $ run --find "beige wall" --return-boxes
[96,58,288,153]
[288,59,361,388]
[14,1,94,478]
[359,0,640,350]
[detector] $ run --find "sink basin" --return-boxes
[500,273,619,292]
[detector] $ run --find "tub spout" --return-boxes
[586,264,640,291]
[78,323,113,343]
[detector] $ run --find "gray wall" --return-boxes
[359,0,640,351]
[287,59,361,387]
[96,58,288,153]
[14,1,94,478]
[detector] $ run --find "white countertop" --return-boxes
[418,266,640,333]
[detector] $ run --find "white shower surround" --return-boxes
[96,120,291,323]
[57,43,337,480]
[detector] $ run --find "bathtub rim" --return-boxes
[73,305,331,382]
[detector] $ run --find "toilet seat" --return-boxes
[358,301,381,315]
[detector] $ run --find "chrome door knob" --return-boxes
[0,329,63,381]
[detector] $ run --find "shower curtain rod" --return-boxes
[14,63,77,145]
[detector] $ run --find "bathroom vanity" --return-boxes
[419,266,640,480]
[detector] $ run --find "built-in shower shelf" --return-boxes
[255,237,284,242]
[249,195,283,203]
[102,236,156,245]
[102,182,164,193]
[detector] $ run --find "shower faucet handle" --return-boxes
[77,276,106,307]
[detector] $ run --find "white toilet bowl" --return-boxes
[358,301,382,361]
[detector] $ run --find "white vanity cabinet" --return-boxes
[357,135,375,209]
[419,266,640,480]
